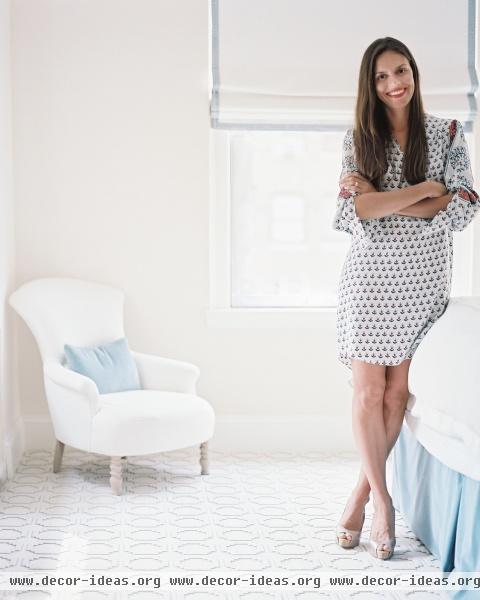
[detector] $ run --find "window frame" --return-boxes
[207,127,478,329]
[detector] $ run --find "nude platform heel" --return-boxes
[335,508,365,549]
[366,505,396,560]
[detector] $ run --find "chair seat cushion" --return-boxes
[91,389,215,456]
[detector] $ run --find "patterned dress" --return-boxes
[333,113,480,370]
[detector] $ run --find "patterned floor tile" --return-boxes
[0,448,449,600]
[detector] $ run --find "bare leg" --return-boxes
[349,360,411,501]
[340,403,403,524]
[340,359,411,550]
[351,359,390,503]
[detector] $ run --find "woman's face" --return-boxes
[374,50,415,111]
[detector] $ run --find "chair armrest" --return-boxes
[43,362,100,414]
[131,351,200,394]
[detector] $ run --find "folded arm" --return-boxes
[398,120,480,232]
[353,181,433,219]
[394,193,454,218]
[336,119,480,235]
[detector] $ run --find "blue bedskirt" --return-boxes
[392,423,480,600]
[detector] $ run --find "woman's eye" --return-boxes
[376,68,408,80]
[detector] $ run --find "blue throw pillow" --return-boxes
[64,337,141,394]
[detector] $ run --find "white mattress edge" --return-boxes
[404,411,480,481]
[406,395,480,455]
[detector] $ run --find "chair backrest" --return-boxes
[9,278,125,363]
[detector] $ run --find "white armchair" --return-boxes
[9,277,215,494]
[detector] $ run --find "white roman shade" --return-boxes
[210,0,478,129]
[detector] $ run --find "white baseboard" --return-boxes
[3,417,25,477]
[211,415,355,452]
[22,413,355,453]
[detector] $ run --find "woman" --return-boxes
[333,37,480,560]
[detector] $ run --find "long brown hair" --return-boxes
[354,37,428,190]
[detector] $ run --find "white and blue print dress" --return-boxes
[333,113,480,370]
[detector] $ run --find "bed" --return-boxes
[391,297,480,600]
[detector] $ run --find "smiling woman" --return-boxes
[332,36,480,564]
[374,55,415,152]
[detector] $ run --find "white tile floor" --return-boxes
[0,448,449,599]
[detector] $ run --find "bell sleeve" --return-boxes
[332,128,373,248]
[420,119,480,234]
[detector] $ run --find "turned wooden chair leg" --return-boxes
[53,440,65,473]
[110,456,123,495]
[200,441,209,475]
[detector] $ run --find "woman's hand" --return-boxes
[339,172,376,195]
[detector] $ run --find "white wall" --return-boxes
[10,0,359,454]
[0,0,22,482]
[8,0,480,457]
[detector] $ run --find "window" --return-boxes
[209,126,476,323]
[229,129,348,308]
[209,0,477,325]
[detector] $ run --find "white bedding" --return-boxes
[348,297,480,482]
[405,297,480,481]
[404,392,480,481]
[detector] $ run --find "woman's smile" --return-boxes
[387,88,407,98]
